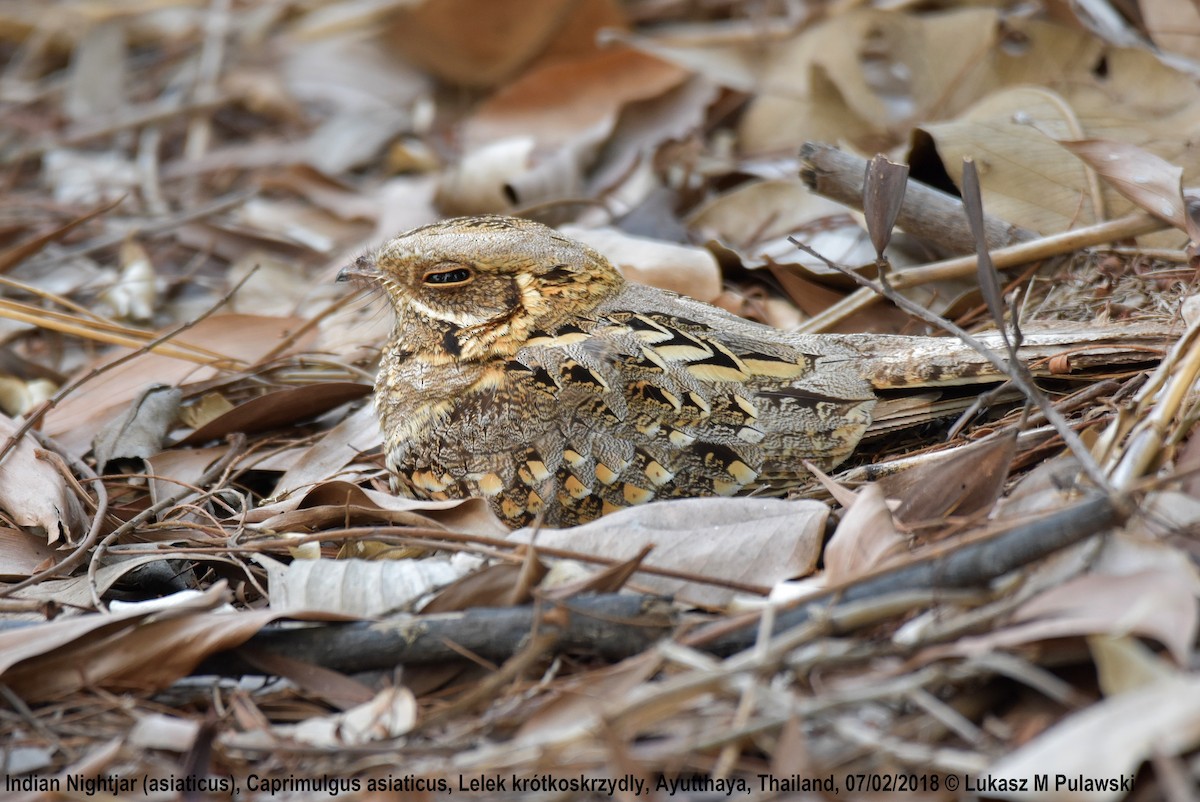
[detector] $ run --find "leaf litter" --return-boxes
[0,0,1198,799]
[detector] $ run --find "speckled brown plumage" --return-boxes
[340,215,1165,528]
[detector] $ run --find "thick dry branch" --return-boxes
[700,493,1121,655]
[196,497,1120,675]
[201,593,677,676]
[799,142,1037,253]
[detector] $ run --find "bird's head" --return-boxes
[340,216,625,361]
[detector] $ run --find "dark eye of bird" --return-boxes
[423,267,473,286]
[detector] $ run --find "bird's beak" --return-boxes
[337,255,378,284]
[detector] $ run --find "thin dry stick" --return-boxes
[799,211,1168,333]
[789,237,1114,493]
[43,189,253,264]
[86,434,246,610]
[1106,318,1200,489]
[0,267,259,468]
[0,297,241,366]
[253,285,363,367]
[238,526,772,595]
[9,97,230,160]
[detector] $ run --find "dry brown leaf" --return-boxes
[507,497,827,607]
[91,384,180,472]
[877,431,1017,524]
[6,558,226,618]
[176,382,368,446]
[273,403,382,498]
[249,480,509,537]
[1058,138,1187,229]
[0,414,85,544]
[386,0,621,88]
[146,445,230,505]
[950,568,1197,665]
[0,527,58,579]
[0,584,281,701]
[513,651,661,747]
[464,48,684,150]
[823,483,907,583]
[45,314,317,457]
[917,87,1099,235]
[420,562,537,613]
[688,179,848,247]
[281,31,428,174]
[630,8,1001,153]
[589,75,717,194]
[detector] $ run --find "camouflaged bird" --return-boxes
[340,215,1168,528]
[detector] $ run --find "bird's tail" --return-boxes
[831,323,1178,391]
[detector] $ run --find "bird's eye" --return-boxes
[422,266,473,286]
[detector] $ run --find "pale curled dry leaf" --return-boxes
[127,712,201,754]
[256,553,471,616]
[91,384,180,472]
[507,497,827,607]
[822,483,907,583]
[98,239,157,321]
[947,567,1197,665]
[1057,138,1188,230]
[1088,634,1178,697]
[0,415,85,544]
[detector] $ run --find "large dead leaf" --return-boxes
[463,48,686,151]
[385,0,625,88]
[945,566,1198,665]
[507,497,827,607]
[273,403,382,498]
[249,480,509,537]
[44,314,317,457]
[1058,138,1188,229]
[1140,0,1200,57]
[877,430,1018,524]
[0,584,286,702]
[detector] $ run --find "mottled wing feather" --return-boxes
[494,285,877,526]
